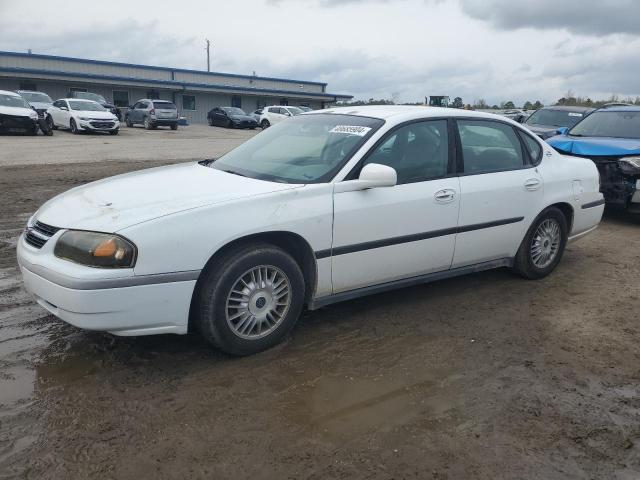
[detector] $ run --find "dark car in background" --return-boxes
[68,91,122,120]
[124,99,179,130]
[524,106,594,139]
[547,105,640,214]
[207,107,258,129]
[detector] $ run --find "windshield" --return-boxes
[222,107,246,116]
[286,107,303,116]
[211,114,384,184]
[153,101,177,110]
[0,93,30,109]
[19,92,52,103]
[569,111,640,139]
[73,92,106,103]
[68,100,106,112]
[526,109,586,128]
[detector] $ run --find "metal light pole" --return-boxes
[205,39,211,72]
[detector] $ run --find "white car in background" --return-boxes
[18,106,603,356]
[258,105,303,128]
[47,98,120,135]
[0,89,39,135]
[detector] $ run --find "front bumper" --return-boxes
[78,119,119,131]
[0,113,37,134]
[17,234,194,336]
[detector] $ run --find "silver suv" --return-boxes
[125,99,179,130]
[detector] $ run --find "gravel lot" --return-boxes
[1,125,639,479]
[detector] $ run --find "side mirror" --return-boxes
[334,163,397,193]
[556,127,569,136]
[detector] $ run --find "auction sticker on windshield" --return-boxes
[568,113,583,117]
[329,125,372,136]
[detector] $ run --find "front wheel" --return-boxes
[170,123,178,131]
[260,119,270,129]
[512,207,568,279]
[47,115,57,130]
[194,244,305,356]
[125,116,133,127]
[70,118,79,134]
[208,116,214,126]
[109,129,119,135]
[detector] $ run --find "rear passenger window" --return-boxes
[458,120,525,174]
[519,131,542,164]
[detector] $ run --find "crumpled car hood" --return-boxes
[547,136,640,157]
[35,162,299,232]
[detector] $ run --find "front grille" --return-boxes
[90,121,115,129]
[24,221,61,249]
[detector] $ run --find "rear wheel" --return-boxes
[144,117,152,130]
[194,243,305,356]
[125,116,133,127]
[512,207,568,279]
[260,119,270,129]
[70,118,79,134]
[208,116,214,126]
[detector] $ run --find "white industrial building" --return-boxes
[0,51,352,124]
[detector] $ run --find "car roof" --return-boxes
[319,105,510,121]
[0,89,22,97]
[539,105,594,112]
[15,90,48,94]
[60,98,100,104]
[595,105,640,113]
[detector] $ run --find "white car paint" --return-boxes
[0,89,39,126]
[17,106,603,339]
[47,98,119,133]
[258,105,303,127]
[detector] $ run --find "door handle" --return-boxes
[524,178,541,191]
[434,189,456,203]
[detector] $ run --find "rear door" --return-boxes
[452,119,544,267]
[331,119,460,292]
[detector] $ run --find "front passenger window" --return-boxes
[458,120,525,174]
[362,120,449,185]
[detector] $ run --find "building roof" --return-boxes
[321,105,509,121]
[0,51,353,101]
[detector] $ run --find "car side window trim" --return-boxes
[344,117,458,183]
[452,118,535,177]
[516,129,543,166]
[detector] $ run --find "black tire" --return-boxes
[144,117,153,130]
[70,118,79,134]
[125,116,133,128]
[512,207,568,279]
[194,243,305,356]
[109,129,119,135]
[260,120,270,129]
[208,116,214,126]
[226,119,233,129]
[47,115,57,130]
[170,123,178,131]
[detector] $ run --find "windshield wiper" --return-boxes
[221,169,247,177]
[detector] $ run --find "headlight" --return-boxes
[79,116,90,121]
[619,157,640,174]
[54,231,136,268]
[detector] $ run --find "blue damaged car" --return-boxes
[547,105,640,214]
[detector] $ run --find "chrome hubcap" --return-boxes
[226,266,291,339]
[531,218,561,269]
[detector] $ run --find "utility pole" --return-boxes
[205,39,211,72]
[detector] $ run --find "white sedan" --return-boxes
[47,98,120,134]
[258,105,303,129]
[17,106,603,355]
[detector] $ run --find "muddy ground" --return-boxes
[1,127,640,479]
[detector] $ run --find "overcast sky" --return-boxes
[1,0,639,105]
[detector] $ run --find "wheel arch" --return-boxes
[545,202,574,234]
[188,230,318,329]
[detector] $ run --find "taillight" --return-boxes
[150,109,156,115]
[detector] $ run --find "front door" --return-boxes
[331,119,460,293]
[452,119,545,267]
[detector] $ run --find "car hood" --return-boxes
[230,114,257,122]
[28,101,52,110]
[35,162,300,232]
[546,135,640,157]
[0,106,35,117]
[72,110,118,120]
